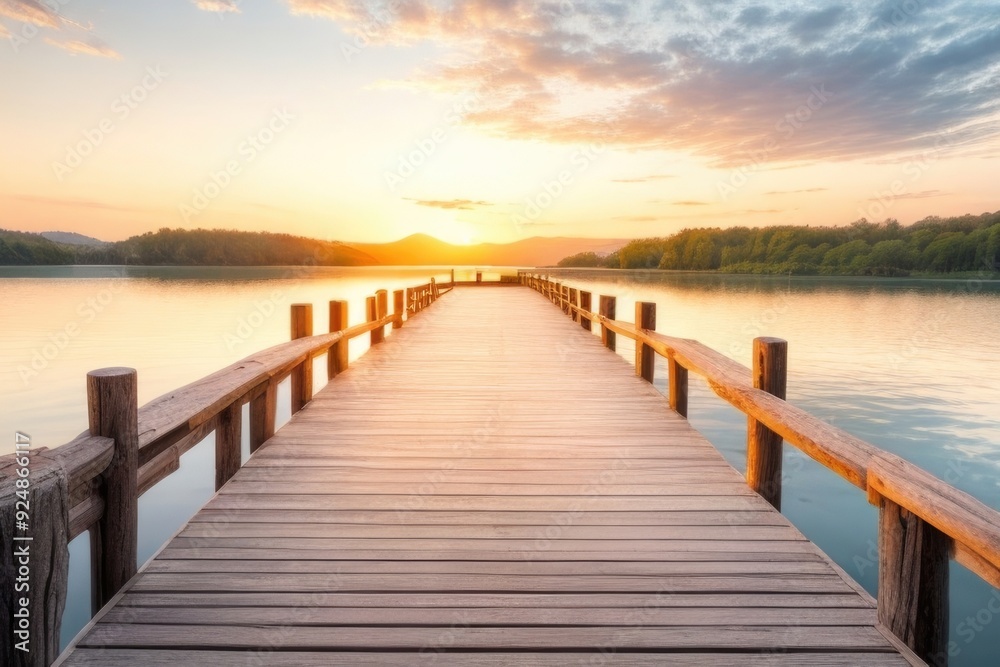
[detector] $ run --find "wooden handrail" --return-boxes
[522,272,1000,665]
[0,277,447,667]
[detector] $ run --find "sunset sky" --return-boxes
[2,0,999,245]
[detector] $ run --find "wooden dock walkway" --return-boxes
[54,287,916,665]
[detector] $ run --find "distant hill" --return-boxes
[1,227,625,267]
[351,234,627,266]
[0,229,76,264]
[84,228,379,266]
[40,231,108,247]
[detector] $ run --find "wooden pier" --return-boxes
[4,275,999,666]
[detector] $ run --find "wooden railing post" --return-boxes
[328,300,349,380]
[562,285,570,315]
[431,277,438,300]
[450,268,455,286]
[635,302,656,382]
[599,295,616,351]
[569,288,579,323]
[367,295,379,343]
[668,356,688,418]
[250,381,276,453]
[746,337,787,510]
[875,496,950,663]
[579,291,592,331]
[216,402,241,491]
[393,290,404,329]
[290,304,313,414]
[86,367,138,611]
[375,289,388,342]
[1,443,69,665]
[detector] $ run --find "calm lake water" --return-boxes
[2,265,999,664]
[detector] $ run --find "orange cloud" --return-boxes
[0,0,59,28]
[406,198,493,211]
[44,37,121,59]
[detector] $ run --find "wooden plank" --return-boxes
[116,592,874,609]
[60,650,912,666]
[175,522,802,541]
[99,605,877,626]
[187,509,793,526]
[77,624,898,650]
[143,559,835,575]
[158,548,824,562]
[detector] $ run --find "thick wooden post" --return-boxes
[450,268,455,286]
[290,304,313,414]
[877,498,950,662]
[635,302,656,382]
[87,367,138,610]
[562,285,570,314]
[431,278,438,300]
[249,381,276,453]
[375,289,388,343]
[328,300,349,380]
[1,448,69,666]
[746,337,787,510]
[599,295,616,351]
[367,296,380,344]
[580,291,592,331]
[215,402,241,491]
[393,290,404,329]
[569,288,579,323]
[668,357,688,417]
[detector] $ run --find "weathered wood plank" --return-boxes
[77,624,899,650]
[59,649,912,666]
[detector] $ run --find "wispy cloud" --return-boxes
[0,0,60,28]
[613,215,661,222]
[10,195,140,212]
[673,200,710,206]
[764,188,829,196]
[867,189,948,201]
[287,1,1000,167]
[285,0,370,22]
[193,0,241,13]
[0,22,10,38]
[406,198,493,210]
[611,174,675,183]
[45,36,121,59]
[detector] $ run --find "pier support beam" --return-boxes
[87,367,138,612]
[599,295,616,351]
[291,304,313,413]
[746,337,787,510]
[877,498,950,664]
[635,302,656,383]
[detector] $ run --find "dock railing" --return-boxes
[521,271,1000,666]
[0,277,448,667]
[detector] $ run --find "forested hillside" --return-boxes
[0,229,76,264]
[560,213,1000,276]
[0,228,377,266]
[82,228,377,266]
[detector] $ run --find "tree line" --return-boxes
[0,228,376,266]
[558,212,1000,276]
